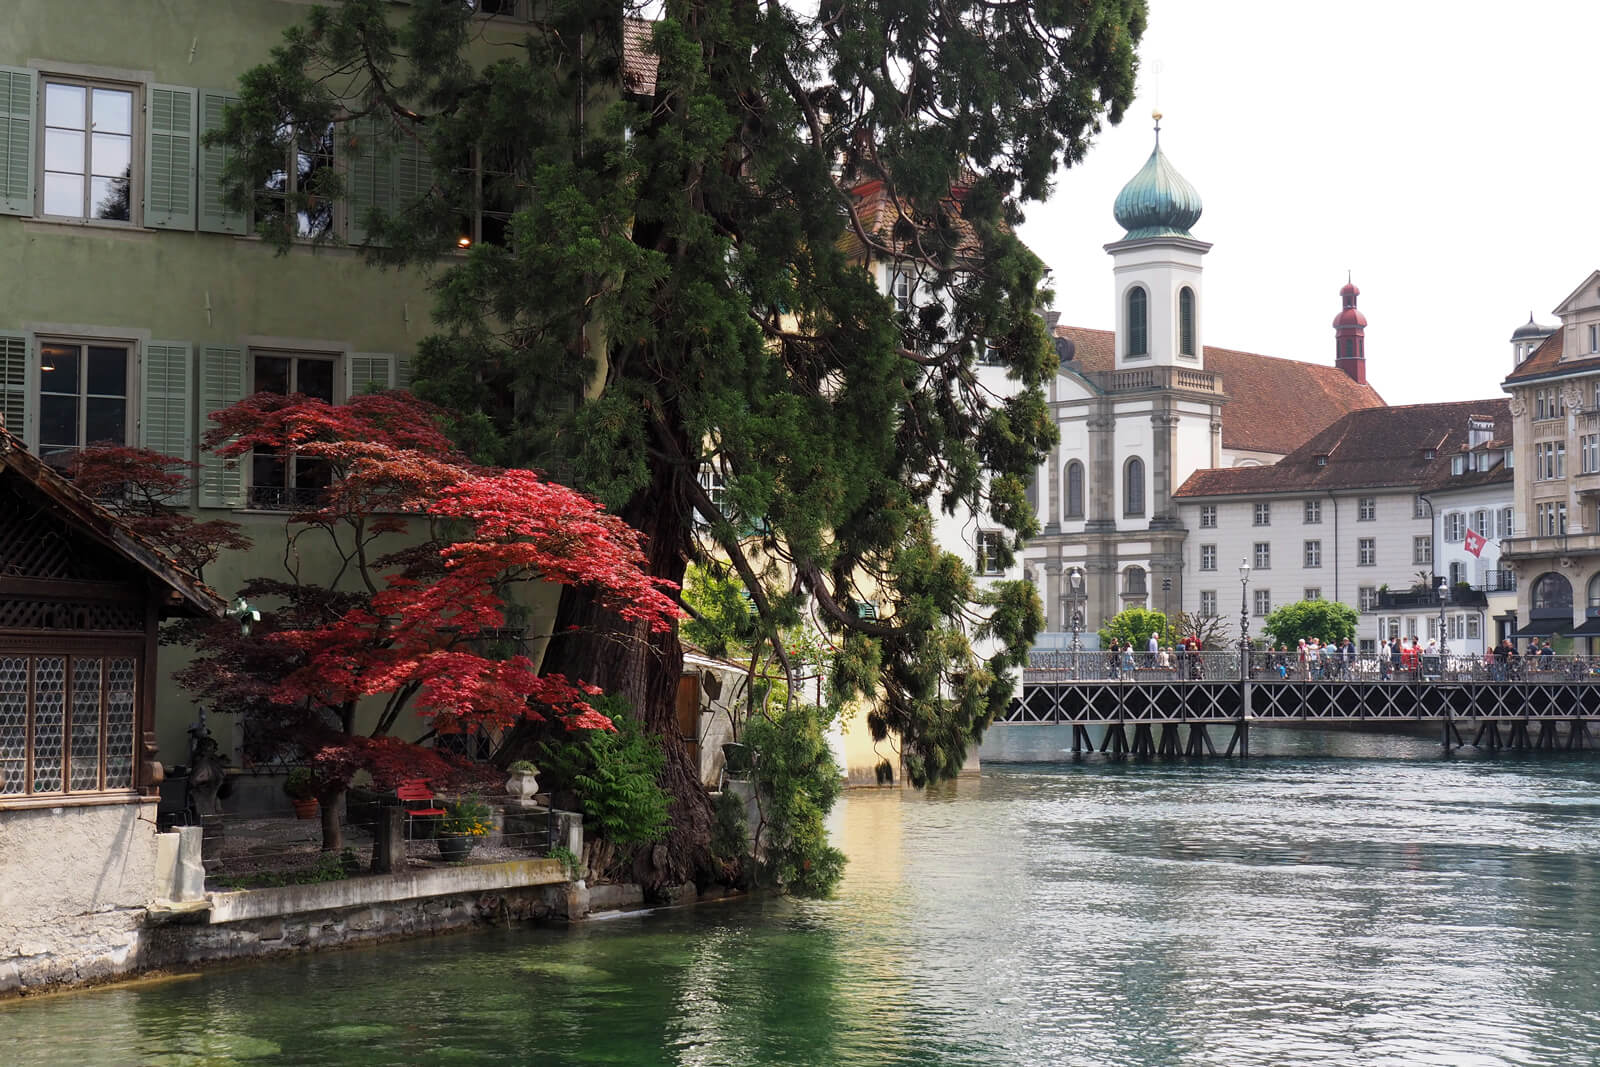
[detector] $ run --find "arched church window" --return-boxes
[1532,571,1573,612]
[1126,286,1148,357]
[1178,287,1196,356]
[1065,460,1084,519]
[1124,456,1145,517]
[1123,566,1146,595]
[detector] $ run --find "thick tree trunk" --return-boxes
[537,451,711,891]
[318,785,345,851]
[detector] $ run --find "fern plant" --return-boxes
[540,695,669,847]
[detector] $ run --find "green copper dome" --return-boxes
[1113,131,1202,240]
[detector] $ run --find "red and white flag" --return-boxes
[1463,529,1487,558]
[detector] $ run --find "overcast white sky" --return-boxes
[1016,0,1600,407]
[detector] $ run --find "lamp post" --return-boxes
[1436,574,1449,679]
[1067,567,1085,679]
[1239,559,1252,680]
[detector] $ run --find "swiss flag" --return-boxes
[1463,529,1487,558]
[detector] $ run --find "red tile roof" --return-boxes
[837,179,986,263]
[1173,399,1512,499]
[1501,328,1589,384]
[1054,326,1386,456]
[622,18,659,97]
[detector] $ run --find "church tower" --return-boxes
[1333,276,1368,384]
[1106,114,1211,370]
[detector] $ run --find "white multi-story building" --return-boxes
[1023,121,1383,640]
[1173,401,1512,656]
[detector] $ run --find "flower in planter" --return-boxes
[441,794,494,837]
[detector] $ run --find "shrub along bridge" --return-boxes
[1002,651,1600,757]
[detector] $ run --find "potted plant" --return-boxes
[284,767,318,820]
[505,760,540,804]
[437,794,494,862]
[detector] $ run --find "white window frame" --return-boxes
[1254,502,1271,526]
[1199,544,1217,572]
[1358,497,1376,522]
[1303,539,1321,568]
[1199,590,1217,616]
[33,335,137,465]
[37,74,141,227]
[1359,586,1378,612]
[1199,505,1217,529]
[1358,537,1376,566]
[1413,535,1432,565]
[1253,542,1270,570]
[1304,499,1321,524]
[246,348,341,510]
[1304,587,1321,601]
[1253,588,1271,617]
[975,530,1006,576]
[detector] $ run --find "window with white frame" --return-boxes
[1358,497,1376,521]
[1199,544,1216,571]
[41,78,137,224]
[1253,588,1271,617]
[1444,513,1465,542]
[1304,499,1321,524]
[1449,560,1466,586]
[1413,495,1428,519]
[696,463,727,524]
[1591,324,1600,354]
[1358,537,1376,566]
[1584,434,1600,474]
[1427,616,1437,640]
[1199,590,1217,616]
[1254,502,1271,526]
[1413,535,1432,565]
[1472,509,1489,537]
[1467,615,1480,640]
[975,530,1006,575]
[1498,506,1513,537]
[1199,504,1217,528]
[1253,542,1270,569]
[259,120,337,239]
[891,270,913,316]
[1304,587,1321,601]
[1304,540,1321,568]
[249,351,337,509]
[35,340,132,470]
[1359,586,1378,612]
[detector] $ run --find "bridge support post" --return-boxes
[1568,718,1590,751]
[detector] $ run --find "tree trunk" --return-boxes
[318,784,345,851]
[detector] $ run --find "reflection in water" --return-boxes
[8,741,1600,1065]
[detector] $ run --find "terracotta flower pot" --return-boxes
[291,796,318,820]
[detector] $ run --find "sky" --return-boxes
[1015,0,1600,407]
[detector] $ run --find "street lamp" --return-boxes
[1436,574,1449,678]
[1239,558,1251,679]
[1067,567,1086,679]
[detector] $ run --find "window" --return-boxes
[1253,589,1271,617]
[1124,457,1145,517]
[1123,566,1146,595]
[1472,510,1489,537]
[1199,590,1217,616]
[1125,286,1148,357]
[1359,639,1375,655]
[1304,587,1322,601]
[1591,324,1600,354]
[0,653,140,797]
[1253,542,1271,569]
[1358,538,1376,566]
[1413,495,1428,519]
[1304,499,1321,524]
[1443,513,1464,542]
[260,120,336,239]
[36,341,131,469]
[1451,455,1465,476]
[1498,507,1513,537]
[1358,497,1376,522]
[1449,561,1466,587]
[975,531,1006,575]
[1303,540,1321,568]
[1584,434,1600,475]
[249,351,337,508]
[1413,535,1432,565]
[891,270,912,315]
[456,143,519,248]
[1254,502,1271,526]
[1199,544,1217,571]
[1427,617,1438,640]
[696,463,727,524]
[1199,505,1217,528]
[1178,287,1196,356]
[1064,461,1084,519]
[1536,503,1569,538]
[463,0,533,16]
[1467,616,1480,640]
[1359,586,1378,611]
[41,79,135,223]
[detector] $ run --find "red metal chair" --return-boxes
[396,779,445,838]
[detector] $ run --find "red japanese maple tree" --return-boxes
[170,390,680,849]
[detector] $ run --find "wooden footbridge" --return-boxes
[1001,651,1600,757]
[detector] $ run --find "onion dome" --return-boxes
[1511,314,1553,342]
[1333,273,1366,328]
[1113,115,1203,240]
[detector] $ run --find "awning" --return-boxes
[1567,618,1600,637]
[1508,617,1572,638]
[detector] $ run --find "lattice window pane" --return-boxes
[0,656,25,795]
[70,657,102,790]
[32,656,65,793]
[104,657,136,788]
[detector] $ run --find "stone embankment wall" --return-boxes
[0,800,162,994]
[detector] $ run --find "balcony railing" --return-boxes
[1081,366,1225,397]
[1377,587,1490,610]
[1024,651,1600,685]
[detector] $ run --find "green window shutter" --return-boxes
[394,355,413,390]
[346,353,395,397]
[0,67,36,217]
[145,86,197,230]
[197,90,247,235]
[140,341,193,459]
[0,332,32,443]
[393,130,433,210]
[197,344,245,508]
[346,116,394,246]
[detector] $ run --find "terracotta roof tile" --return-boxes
[1501,327,1600,386]
[1053,325,1386,455]
[1173,399,1512,499]
[622,18,659,97]
[837,179,984,262]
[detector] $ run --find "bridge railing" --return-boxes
[1023,650,1600,684]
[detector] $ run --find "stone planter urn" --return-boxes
[505,767,540,807]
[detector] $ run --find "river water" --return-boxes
[9,729,1600,1066]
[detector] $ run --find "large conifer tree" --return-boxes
[217,0,1145,883]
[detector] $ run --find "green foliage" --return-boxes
[710,789,750,870]
[283,767,315,800]
[506,760,538,775]
[742,705,846,898]
[441,794,494,837]
[1097,607,1176,650]
[1262,600,1359,648]
[212,0,1146,806]
[540,696,669,847]
[547,846,581,880]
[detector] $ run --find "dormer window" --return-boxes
[1451,455,1465,475]
[1314,454,1328,467]
[1423,448,1437,460]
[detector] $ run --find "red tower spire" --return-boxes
[1333,274,1368,384]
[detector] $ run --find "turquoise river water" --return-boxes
[8,728,1600,1066]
